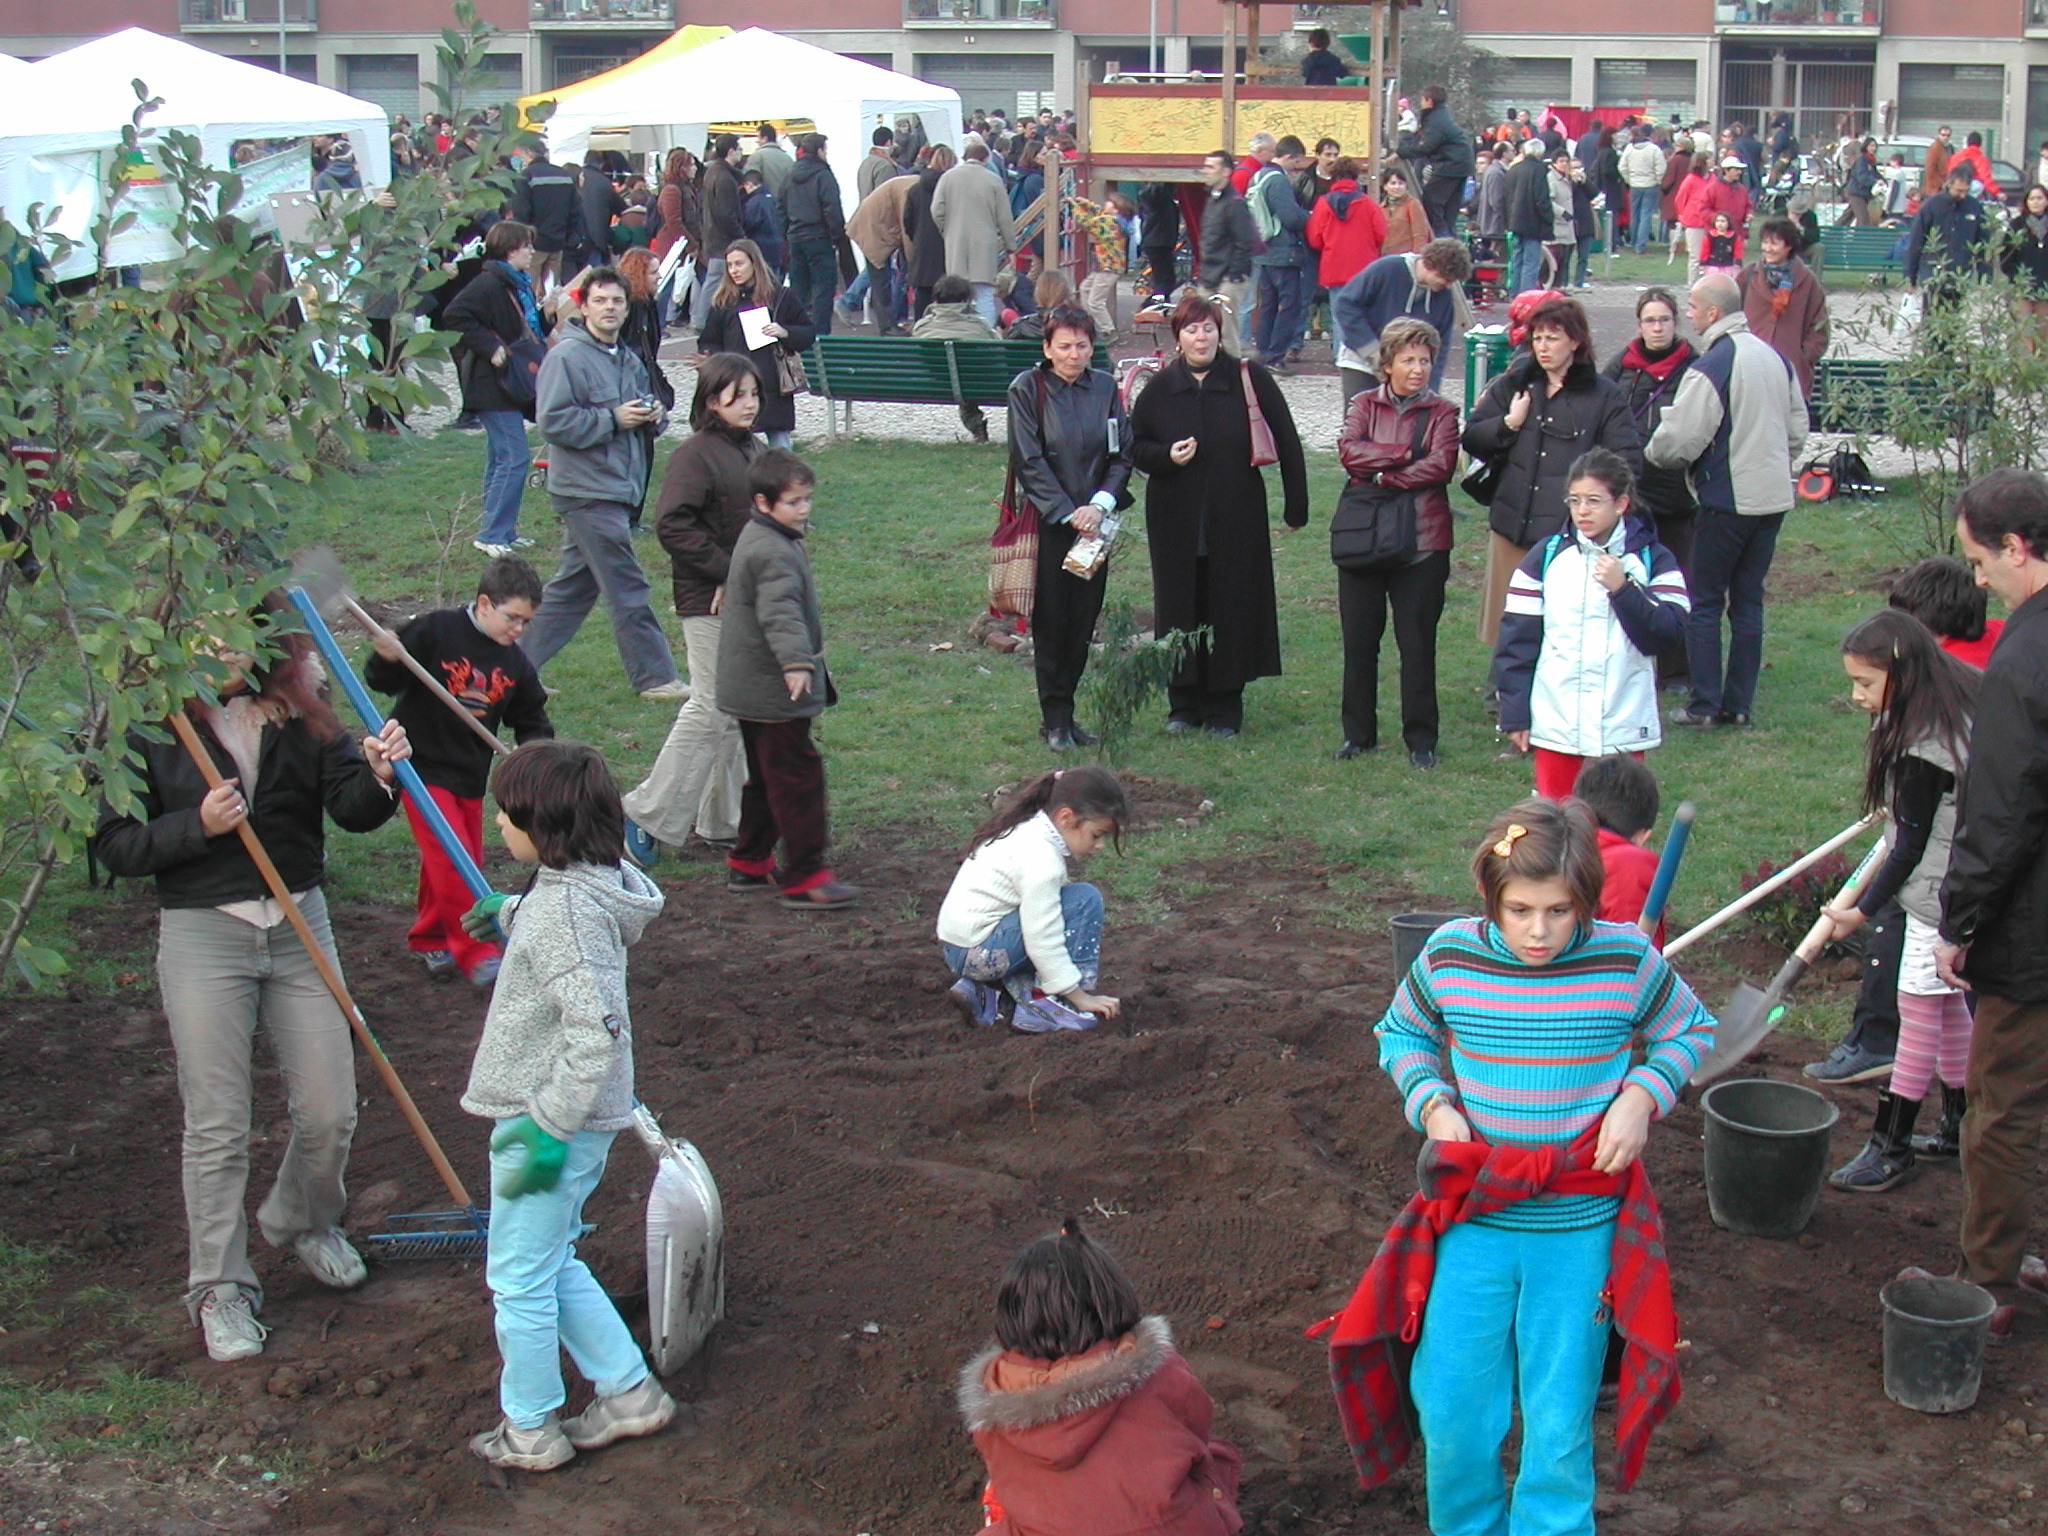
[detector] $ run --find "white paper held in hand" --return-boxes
[738,305,775,351]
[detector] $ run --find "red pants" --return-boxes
[730,718,834,895]
[404,784,499,980]
[1533,747,1644,801]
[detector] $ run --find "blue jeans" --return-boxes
[942,881,1102,1002]
[760,429,793,449]
[970,281,998,326]
[1629,187,1660,252]
[486,1125,649,1427]
[477,410,530,546]
[787,237,840,339]
[1685,508,1785,719]
[1510,235,1545,296]
[1411,1218,1615,1536]
[1571,240,1592,287]
[1252,263,1308,363]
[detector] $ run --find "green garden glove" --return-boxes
[491,1115,568,1198]
[462,891,510,943]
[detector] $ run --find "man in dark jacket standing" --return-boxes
[1197,149,1258,358]
[1401,87,1474,239]
[576,152,623,273]
[1503,139,1551,296]
[781,134,849,340]
[521,267,684,701]
[1248,134,1314,370]
[1933,468,2048,1339]
[1904,167,1989,308]
[513,147,582,292]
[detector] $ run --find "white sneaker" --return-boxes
[473,539,512,558]
[199,1285,268,1362]
[562,1376,676,1450]
[293,1227,367,1290]
[637,680,691,702]
[469,1413,575,1471]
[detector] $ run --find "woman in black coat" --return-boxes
[2004,182,2048,347]
[901,145,956,321]
[439,217,546,554]
[1127,292,1307,736]
[1463,294,1640,654]
[1603,286,1696,683]
[694,239,817,448]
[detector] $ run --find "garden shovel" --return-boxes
[1691,836,1889,1088]
[631,1104,725,1372]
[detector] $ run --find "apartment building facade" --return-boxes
[3,0,2043,158]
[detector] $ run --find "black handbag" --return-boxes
[1459,449,1506,507]
[1331,411,1432,573]
[497,334,550,407]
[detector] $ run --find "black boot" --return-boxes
[1911,1085,1966,1159]
[1830,1089,1920,1192]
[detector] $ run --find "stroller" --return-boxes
[1465,235,1507,309]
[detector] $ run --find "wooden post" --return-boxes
[1245,0,1261,86]
[1221,1,1239,156]
[1368,0,1385,171]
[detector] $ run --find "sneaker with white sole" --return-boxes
[199,1284,269,1362]
[419,948,456,980]
[292,1226,367,1290]
[1012,996,1099,1033]
[473,539,513,558]
[638,680,691,702]
[469,1414,575,1471]
[948,977,1002,1028]
[562,1376,676,1450]
[622,816,660,870]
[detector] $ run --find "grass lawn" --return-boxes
[16,425,1929,1001]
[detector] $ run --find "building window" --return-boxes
[1595,60,1698,126]
[1898,63,2005,146]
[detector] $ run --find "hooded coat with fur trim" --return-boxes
[959,1316,1243,1536]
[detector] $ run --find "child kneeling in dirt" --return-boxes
[959,1218,1242,1535]
[936,765,1132,1033]
[1324,799,1713,1533]
[458,741,674,1471]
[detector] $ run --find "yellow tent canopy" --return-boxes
[517,24,733,130]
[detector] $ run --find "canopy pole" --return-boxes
[1368,1,1385,171]
[1221,1,1239,158]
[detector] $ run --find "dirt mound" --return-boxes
[1,845,2043,1535]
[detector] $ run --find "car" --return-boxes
[1870,137,2024,208]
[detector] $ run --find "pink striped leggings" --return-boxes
[1892,991,1973,1102]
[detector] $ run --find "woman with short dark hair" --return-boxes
[1006,308,1133,750]
[442,218,546,557]
[1128,292,1308,738]
[1738,215,1828,402]
[1604,287,1698,685]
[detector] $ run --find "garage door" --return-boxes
[915,52,1056,119]
[1489,58,1573,123]
[1898,63,2005,144]
[343,55,419,122]
[1596,59,1697,123]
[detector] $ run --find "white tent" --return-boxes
[0,55,30,83]
[539,28,962,218]
[0,29,390,277]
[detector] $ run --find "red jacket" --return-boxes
[1948,145,2001,200]
[1307,181,1388,288]
[1598,827,1664,947]
[1337,385,1461,553]
[1695,176,1752,236]
[963,1317,1242,1536]
[1314,1128,1680,1493]
[1229,153,1262,197]
[1674,170,1713,230]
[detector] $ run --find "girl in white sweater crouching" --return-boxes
[936,766,1133,1034]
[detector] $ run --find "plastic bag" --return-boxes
[1891,290,1923,338]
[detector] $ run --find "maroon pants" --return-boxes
[403,783,499,981]
[730,718,833,895]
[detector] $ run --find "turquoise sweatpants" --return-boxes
[1409,1218,1616,1536]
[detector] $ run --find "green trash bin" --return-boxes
[1464,325,1511,407]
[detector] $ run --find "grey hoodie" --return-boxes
[535,319,659,506]
[461,861,664,1142]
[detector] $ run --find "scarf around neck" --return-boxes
[1620,336,1692,382]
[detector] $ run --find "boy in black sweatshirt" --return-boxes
[366,556,554,986]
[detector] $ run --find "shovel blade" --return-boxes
[646,1139,725,1374]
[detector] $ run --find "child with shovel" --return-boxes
[459,741,674,1470]
[1824,612,1979,1192]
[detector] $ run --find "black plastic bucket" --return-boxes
[1390,912,1469,976]
[1881,1277,1996,1413]
[1700,1078,1840,1238]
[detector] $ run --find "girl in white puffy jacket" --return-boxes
[936,766,1133,1035]
[1495,449,1691,800]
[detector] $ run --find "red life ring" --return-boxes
[1797,469,1835,502]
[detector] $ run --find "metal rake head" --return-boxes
[289,544,356,628]
[362,1206,489,1261]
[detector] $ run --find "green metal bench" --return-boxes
[1812,356,1988,437]
[803,336,1112,435]
[1816,225,1906,281]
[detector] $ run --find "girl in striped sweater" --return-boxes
[1374,798,1714,1536]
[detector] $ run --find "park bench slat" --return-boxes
[802,337,1113,431]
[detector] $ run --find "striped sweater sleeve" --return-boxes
[1375,951,1457,1129]
[1624,947,1716,1113]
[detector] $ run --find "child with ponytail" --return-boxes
[936,765,1133,1034]
[1324,798,1713,1534]
[1825,610,1979,1192]
[959,1217,1241,1535]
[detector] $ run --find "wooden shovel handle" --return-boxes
[1790,836,1890,965]
[1662,814,1878,958]
[350,599,509,757]
[168,712,474,1210]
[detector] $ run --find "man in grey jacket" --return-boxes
[521,267,685,701]
[1197,149,1258,358]
[1646,273,1808,727]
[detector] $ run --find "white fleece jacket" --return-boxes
[461,861,663,1142]
[935,812,1080,997]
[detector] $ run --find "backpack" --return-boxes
[1248,166,1285,243]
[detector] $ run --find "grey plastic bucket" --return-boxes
[1700,1078,1840,1238]
[1391,912,1469,976]
[1881,1277,1996,1413]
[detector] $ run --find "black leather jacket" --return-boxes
[1006,363,1134,522]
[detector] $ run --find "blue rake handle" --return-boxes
[288,586,495,901]
[1639,801,1697,937]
